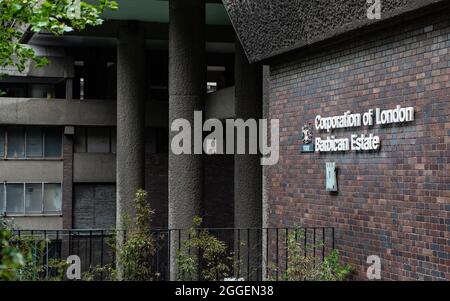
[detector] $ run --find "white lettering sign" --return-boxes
[313,105,414,153]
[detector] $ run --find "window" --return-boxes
[26,127,43,157]
[6,183,24,214]
[74,127,116,153]
[25,183,42,213]
[0,184,4,213]
[44,128,62,157]
[1,183,61,215]
[145,127,168,154]
[87,127,110,153]
[43,184,62,212]
[74,127,87,153]
[7,127,25,158]
[0,127,4,157]
[0,127,62,159]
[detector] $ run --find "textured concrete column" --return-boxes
[168,0,205,280]
[261,65,270,280]
[116,22,146,229]
[234,40,263,280]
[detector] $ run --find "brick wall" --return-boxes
[62,134,73,229]
[73,184,116,229]
[268,10,450,280]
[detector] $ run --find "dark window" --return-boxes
[26,127,43,157]
[86,127,110,153]
[74,127,116,153]
[74,127,87,153]
[44,128,62,157]
[6,183,24,214]
[7,126,25,158]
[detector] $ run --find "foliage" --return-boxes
[0,0,118,73]
[84,189,159,281]
[320,249,353,281]
[176,216,234,281]
[269,229,352,281]
[0,219,24,280]
[0,218,68,281]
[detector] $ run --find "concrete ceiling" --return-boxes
[99,0,231,25]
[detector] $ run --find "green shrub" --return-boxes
[269,229,352,281]
[176,216,234,281]
[0,218,68,281]
[0,219,24,280]
[84,189,158,281]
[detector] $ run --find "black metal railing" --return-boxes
[11,227,334,281]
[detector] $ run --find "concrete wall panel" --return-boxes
[73,153,116,183]
[0,161,62,182]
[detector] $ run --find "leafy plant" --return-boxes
[0,219,24,280]
[176,216,234,281]
[84,189,159,281]
[0,0,118,73]
[0,218,68,281]
[268,229,352,281]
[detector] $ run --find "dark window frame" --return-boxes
[75,126,115,154]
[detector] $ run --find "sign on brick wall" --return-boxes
[312,105,415,153]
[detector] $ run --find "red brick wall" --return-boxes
[268,11,450,280]
[62,134,73,230]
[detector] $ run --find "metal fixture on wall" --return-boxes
[325,162,337,192]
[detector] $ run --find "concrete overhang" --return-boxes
[23,0,235,49]
[222,0,450,63]
[101,0,231,26]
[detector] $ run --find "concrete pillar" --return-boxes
[234,40,263,280]
[261,65,270,280]
[168,0,205,280]
[116,21,146,229]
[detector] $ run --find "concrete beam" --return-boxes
[0,98,168,127]
[73,153,116,183]
[0,161,62,182]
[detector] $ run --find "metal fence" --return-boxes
[11,227,334,281]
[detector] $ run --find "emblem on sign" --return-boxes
[302,124,313,144]
[300,123,314,153]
